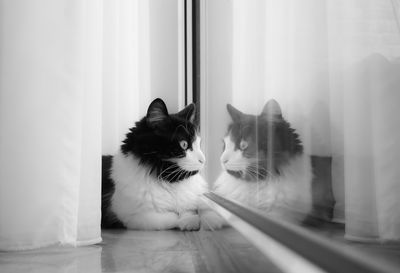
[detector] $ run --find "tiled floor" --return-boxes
[0,225,399,273]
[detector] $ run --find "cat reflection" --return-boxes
[205,100,312,229]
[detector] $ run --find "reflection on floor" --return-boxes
[0,225,399,273]
[101,228,282,273]
[307,222,400,270]
[0,228,281,273]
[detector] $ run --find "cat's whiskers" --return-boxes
[169,169,184,182]
[246,164,275,180]
[162,169,180,181]
[181,169,190,181]
[184,170,191,181]
[174,168,191,182]
[179,169,190,181]
[160,164,190,182]
[245,167,261,180]
[157,163,179,180]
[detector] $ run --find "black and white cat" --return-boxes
[102,98,207,230]
[206,100,312,229]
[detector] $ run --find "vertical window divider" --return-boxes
[181,0,200,107]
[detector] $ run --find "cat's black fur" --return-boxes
[120,99,199,182]
[101,155,125,228]
[101,98,200,228]
[226,100,303,181]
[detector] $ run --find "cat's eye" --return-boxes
[180,140,188,150]
[239,140,248,150]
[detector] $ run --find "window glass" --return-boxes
[201,0,400,270]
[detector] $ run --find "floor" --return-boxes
[309,222,400,270]
[0,225,399,273]
[0,228,281,273]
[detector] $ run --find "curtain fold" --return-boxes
[327,0,400,241]
[0,0,154,250]
[0,0,173,250]
[0,0,103,250]
[228,0,400,241]
[101,0,151,155]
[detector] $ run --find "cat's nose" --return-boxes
[198,152,206,164]
[222,159,228,164]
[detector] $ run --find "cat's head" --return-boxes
[221,99,303,181]
[121,98,205,182]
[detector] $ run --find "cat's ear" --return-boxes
[146,98,169,127]
[227,104,244,122]
[261,99,282,119]
[177,103,196,123]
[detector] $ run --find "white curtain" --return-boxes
[102,0,183,155]
[102,0,151,155]
[227,0,400,241]
[0,0,155,250]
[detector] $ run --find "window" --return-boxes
[197,1,400,272]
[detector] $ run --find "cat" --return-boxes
[101,98,208,230]
[202,99,313,229]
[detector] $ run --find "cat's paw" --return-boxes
[200,211,226,230]
[178,215,200,231]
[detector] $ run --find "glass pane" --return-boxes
[201,0,400,270]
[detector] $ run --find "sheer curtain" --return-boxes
[0,0,154,250]
[204,0,400,241]
[102,0,151,155]
[233,0,400,241]
[102,0,183,155]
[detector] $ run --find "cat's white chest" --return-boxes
[213,154,312,222]
[213,172,282,209]
[147,174,207,212]
[110,152,208,221]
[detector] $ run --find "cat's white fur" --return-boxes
[203,136,312,229]
[110,137,208,230]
